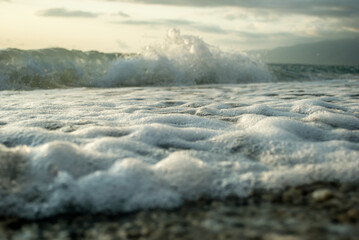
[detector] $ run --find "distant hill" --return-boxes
[250,38,359,66]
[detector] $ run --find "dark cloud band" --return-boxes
[112,18,227,34]
[102,0,359,18]
[37,8,99,18]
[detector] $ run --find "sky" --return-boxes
[0,0,358,53]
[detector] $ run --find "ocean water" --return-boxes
[0,30,359,219]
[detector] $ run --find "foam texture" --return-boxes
[0,80,358,218]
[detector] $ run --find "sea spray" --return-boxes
[101,29,272,86]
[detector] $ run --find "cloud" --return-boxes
[117,40,129,48]
[193,25,227,34]
[118,20,157,25]
[114,11,130,17]
[113,18,227,34]
[37,8,99,18]
[225,11,280,22]
[101,0,359,18]
[104,0,359,50]
[236,31,296,40]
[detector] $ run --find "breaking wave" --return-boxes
[0,29,271,90]
[2,29,358,90]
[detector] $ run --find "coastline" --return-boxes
[1,182,358,240]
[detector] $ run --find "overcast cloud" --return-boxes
[110,0,358,47]
[1,0,358,53]
[102,0,359,38]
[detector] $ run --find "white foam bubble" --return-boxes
[305,111,359,130]
[292,99,348,114]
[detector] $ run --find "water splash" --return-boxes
[101,29,272,86]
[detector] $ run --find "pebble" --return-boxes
[201,218,223,232]
[12,225,38,240]
[325,224,357,236]
[282,188,303,204]
[311,189,333,202]
[338,208,359,223]
[264,233,303,240]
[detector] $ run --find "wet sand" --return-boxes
[1,182,358,240]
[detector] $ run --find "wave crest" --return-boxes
[0,29,271,90]
[101,29,271,87]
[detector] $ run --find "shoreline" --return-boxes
[1,182,358,240]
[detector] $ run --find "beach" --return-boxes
[1,33,359,239]
[1,182,358,240]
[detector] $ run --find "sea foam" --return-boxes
[0,80,358,219]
